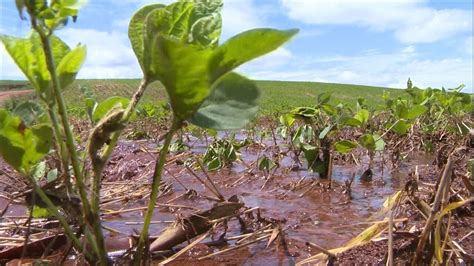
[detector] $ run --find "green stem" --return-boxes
[89,78,151,264]
[27,179,93,261]
[100,78,150,163]
[133,119,180,265]
[46,108,70,184]
[31,21,107,265]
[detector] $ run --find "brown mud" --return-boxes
[0,90,34,104]
[0,132,472,265]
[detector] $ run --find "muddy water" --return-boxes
[98,134,434,264]
[0,131,434,264]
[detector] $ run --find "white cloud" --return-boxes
[220,0,267,40]
[281,0,472,44]
[402,45,416,54]
[242,47,472,91]
[0,46,25,80]
[57,28,142,79]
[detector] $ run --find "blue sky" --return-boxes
[0,0,472,91]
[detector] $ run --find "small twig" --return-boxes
[197,233,271,260]
[185,165,222,200]
[197,160,224,201]
[306,241,334,258]
[158,230,211,265]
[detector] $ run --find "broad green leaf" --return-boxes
[150,35,213,120]
[190,14,221,47]
[12,101,44,126]
[0,110,53,174]
[291,106,318,118]
[319,125,332,139]
[374,134,385,151]
[340,116,362,127]
[258,155,276,172]
[406,105,427,120]
[317,92,331,105]
[391,120,411,135]
[166,1,194,41]
[335,140,358,154]
[190,73,260,130]
[56,44,86,89]
[210,28,298,82]
[279,113,295,127]
[321,104,336,115]
[92,96,130,122]
[189,0,222,47]
[128,4,166,72]
[32,206,51,218]
[31,161,47,181]
[354,109,369,125]
[207,157,221,171]
[395,102,408,119]
[358,134,375,151]
[1,33,71,98]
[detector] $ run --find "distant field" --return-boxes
[1,79,406,116]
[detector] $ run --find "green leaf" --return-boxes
[92,96,130,122]
[32,206,51,218]
[406,105,427,120]
[207,157,221,171]
[166,1,194,41]
[340,116,362,127]
[335,140,358,154]
[0,110,53,174]
[391,120,411,135]
[190,14,221,47]
[319,125,332,139]
[291,106,318,118]
[56,44,86,89]
[258,155,276,172]
[210,28,298,82]
[358,134,376,151]
[128,4,166,72]
[12,101,44,126]
[279,113,295,128]
[317,92,331,105]
[354,109,369,125]
[190,73,260,130]
[395,102,408,119]
[1,33,72,98]
[150,35,213,120]
[31,161,47,181]
[374,134,385,151]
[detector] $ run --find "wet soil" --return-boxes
[0,131,472,265]
[0,90,34,104]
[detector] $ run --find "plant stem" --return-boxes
[412,157,453,264]
[100,78,149,163]
[27,179,91,260]
[31,20,107,264]
[133,119,180,265]
[46,108,70,185]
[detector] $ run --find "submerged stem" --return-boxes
[133,119,181,265]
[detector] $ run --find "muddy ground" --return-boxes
[0,90,34,104]
[1,129,472,265]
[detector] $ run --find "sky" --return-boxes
[0,0,472,92]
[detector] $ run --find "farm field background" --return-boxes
[0,79,406,116]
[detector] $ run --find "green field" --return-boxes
[1,79,405,116]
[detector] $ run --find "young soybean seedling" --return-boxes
[125,1,298,263]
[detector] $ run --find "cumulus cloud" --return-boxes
[57,28,142,79]
[244,47,472,91]
[281,0,471,44]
